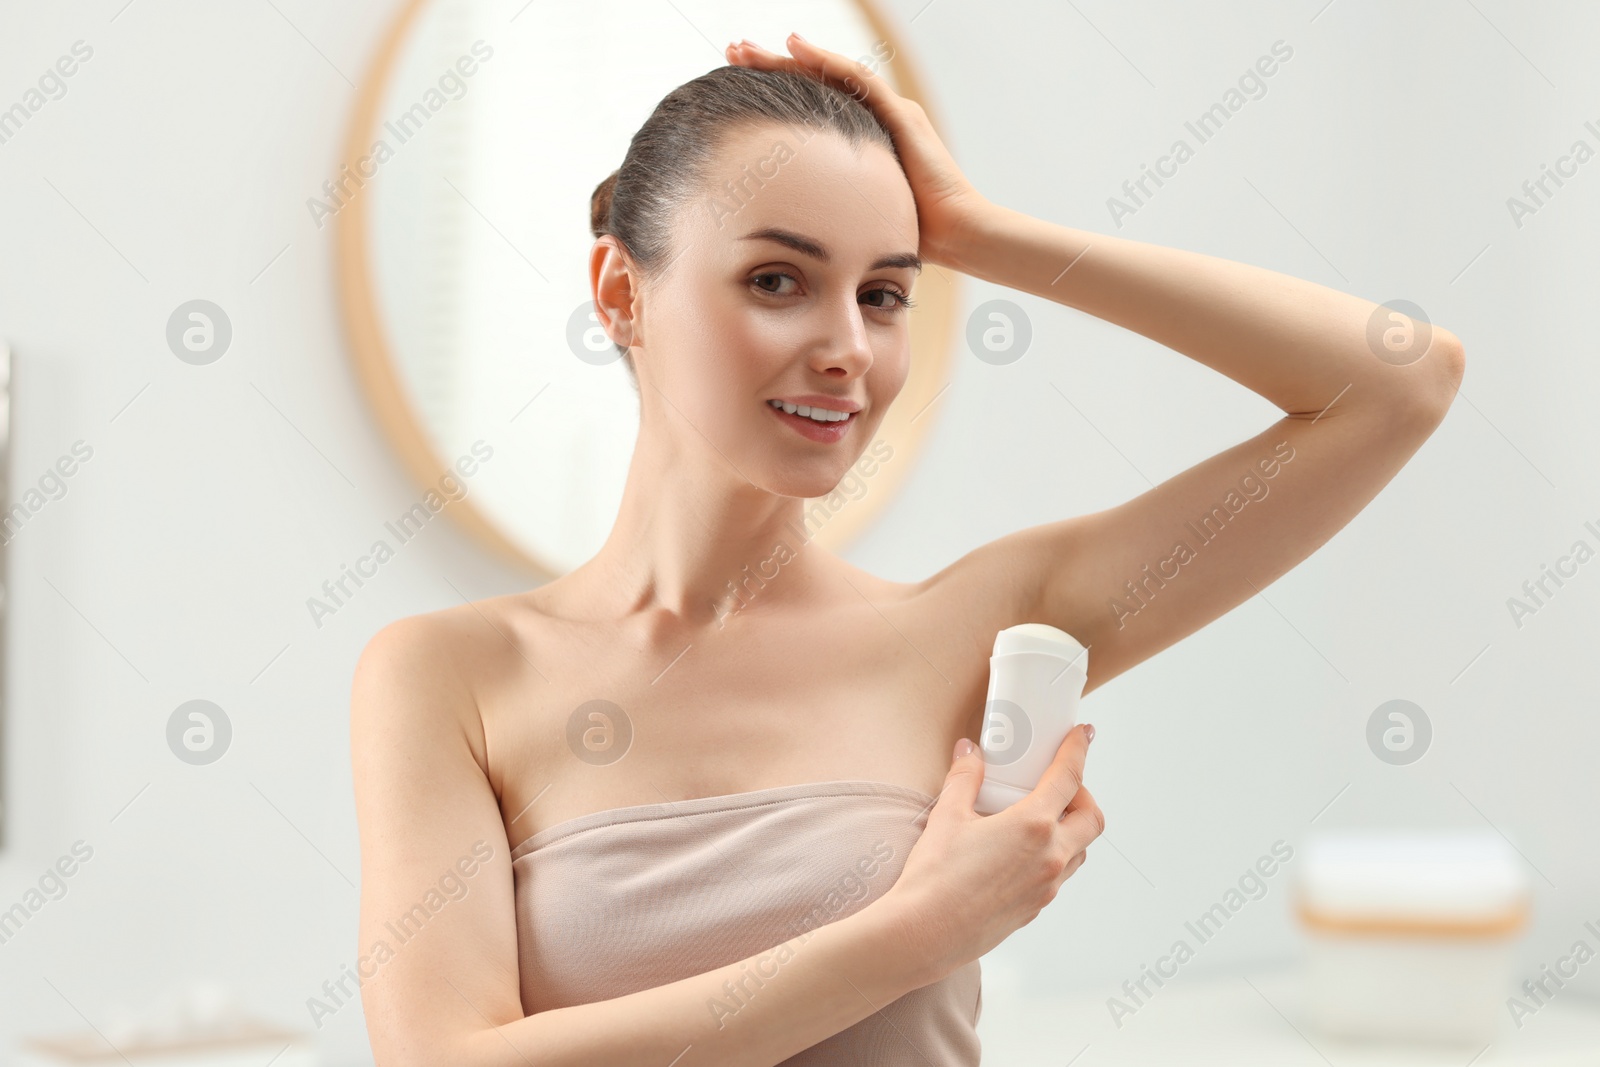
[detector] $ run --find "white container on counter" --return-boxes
[1293,828,1531,1045]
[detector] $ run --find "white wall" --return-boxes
[0,1,1595,1063]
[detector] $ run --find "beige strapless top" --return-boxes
[510,779,982,1064]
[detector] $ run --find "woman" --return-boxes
[349,33,1463,1067]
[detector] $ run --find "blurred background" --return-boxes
[0,0,1597,1064]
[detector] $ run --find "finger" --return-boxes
[733,34,902,115]
[724,42,839,94]
[932,737,986,818]
[1056,785,1105,852]
[782,33,901,108]
[1053,849,1088,890]
[725,40,790,68]
[726,39,821,76]
[1020,723,1092,820]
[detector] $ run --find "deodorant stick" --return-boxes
[974,623,1090,816]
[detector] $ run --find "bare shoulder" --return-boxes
[350,592,546,775]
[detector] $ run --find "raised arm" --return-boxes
[945,203,1465,692]
[722,35,1465,694]
[349,615,940,1067]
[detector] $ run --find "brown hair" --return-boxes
[589,64,900,377]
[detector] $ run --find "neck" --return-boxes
[572,416,829,630]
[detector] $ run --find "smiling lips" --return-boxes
[767,398,853,421]
[766,397,856,442]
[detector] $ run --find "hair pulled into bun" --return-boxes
[590,169,619,239]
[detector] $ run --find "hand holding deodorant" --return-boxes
[974,623,1090,816]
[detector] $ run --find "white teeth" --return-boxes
[769,399,851,423]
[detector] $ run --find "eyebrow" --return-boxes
[739,226,923,274]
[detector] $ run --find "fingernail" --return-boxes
[790,31,807,42]
[953,737,975,761]
[1084,723,1096,745]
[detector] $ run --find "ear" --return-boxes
[590,235,641,350]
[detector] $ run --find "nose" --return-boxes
[811,292,874,379]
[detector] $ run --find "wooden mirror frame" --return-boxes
[335,0,960,578]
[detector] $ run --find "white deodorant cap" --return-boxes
[992,622,1088,661]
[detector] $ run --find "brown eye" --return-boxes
[752,271,798,295]
[863,286,915,313]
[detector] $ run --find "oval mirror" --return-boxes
[336,0,960,578]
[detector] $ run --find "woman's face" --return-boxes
[636,122,920,500]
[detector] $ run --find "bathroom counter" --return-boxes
[975,964,1600,1065]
